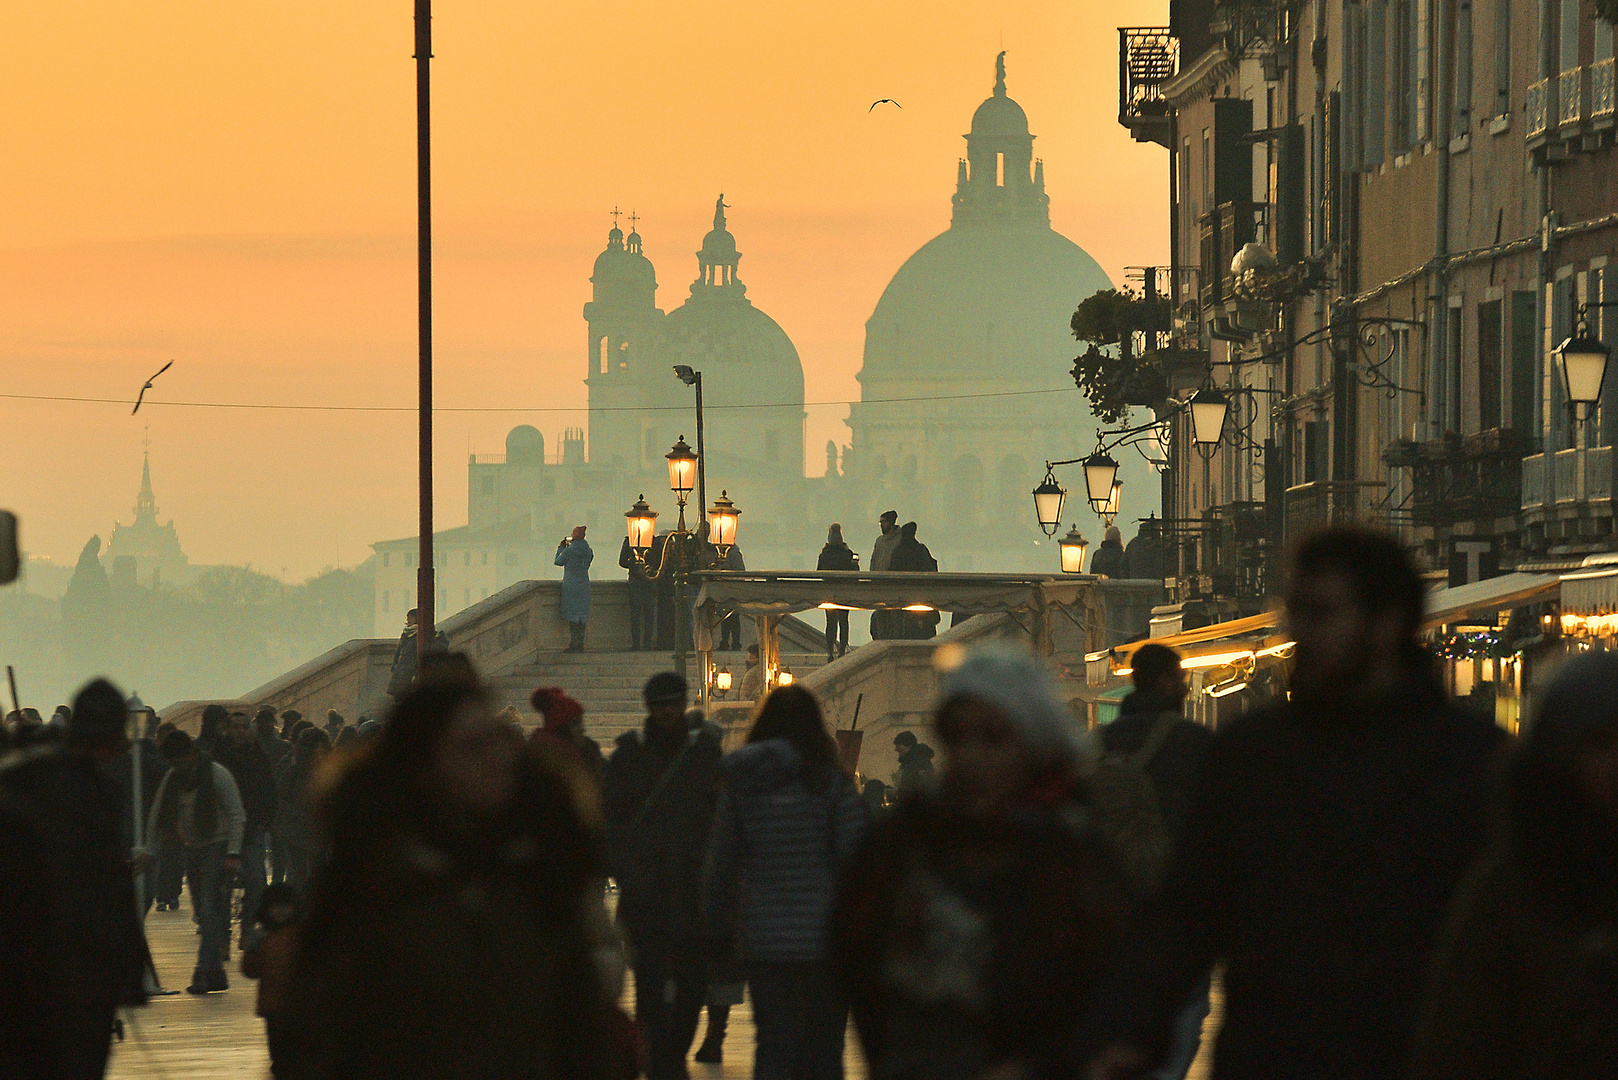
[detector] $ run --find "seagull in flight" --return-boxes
[132,361,172,415]
[869,99,901,111]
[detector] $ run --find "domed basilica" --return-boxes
[840,53,1118,570]
[370,55,1120,629]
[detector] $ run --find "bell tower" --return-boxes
[584,209,663,468]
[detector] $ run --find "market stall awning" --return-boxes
[694,570,1100,616]
[1558,567,1618,616]
[1110,610,1283,667]
[1422,572,1560,628]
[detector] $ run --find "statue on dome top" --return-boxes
[994,50,1006,95]
[714,194,728,230]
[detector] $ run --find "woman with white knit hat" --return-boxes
[831,645,1129,1080]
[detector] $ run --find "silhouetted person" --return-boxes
[136,729,245,994]
[705,685,868,1078]
[281,683,620,1080]
[322,711,344,741]
[556,525,594,652]
[1098,642,1212,1080]
[0,679,147,1080]
[869,510,900,640]
[217,711,279,948]
[833,647,1130,1080]
[861,778,889,817]
[603,673,723,1080]
[698,522,746,652]
[1090,525,1129,578]
[388,609,448,699]
[1125,516,1169,582]
[888,522,940,639]
[241,883,299,1078]
[1412,651,1618,1080]
[817,523,859,662]
[1087,528,1509,1080]
[891,730,934,798]
[275,728,330,897]
[256,707,290,766]
[0,788,67,1079]
[529,686,604,781]
[620,534,657,651]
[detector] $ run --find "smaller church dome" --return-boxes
[971,93,1029,139]
[506,424,545,465]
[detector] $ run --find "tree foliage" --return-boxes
[1069,289,1173,424]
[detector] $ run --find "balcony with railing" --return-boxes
[1559,67,1585,128]
[1527,78,1553,141]
[1522,446,1616,537]
[1198,201,1261,309]
[1119,28,1179,148]
[1282,481,1388,541]
[1593,58,1616,125]
[1396,429,1530,528]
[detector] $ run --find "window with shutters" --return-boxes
[1455,0,1474,129]
[1495,0,1512,116]
[1478,300,1503,431]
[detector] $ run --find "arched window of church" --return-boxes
[997,152,1005,187]
[952,455,984,522]
[765,430,780,463]
[996,455,1028,522]
[599,337,609,374]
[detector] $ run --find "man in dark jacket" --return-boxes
[216,712,278,947]
[603,672,723,1080]
[1125,516,1169,582]
[1088,528,1508,1080]
[1100,641,1212,1080]
[888,522,940,639]
[620,534,658,650]
[1102,642,1210,847]
[891,730,935,797]
[0,679,148,1080]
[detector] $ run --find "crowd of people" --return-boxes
[3,525,1616,1080]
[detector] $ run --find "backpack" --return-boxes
[1085,714,1179,898]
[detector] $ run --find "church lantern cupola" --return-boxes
[952,52,1050,228]
[696,195,743,289]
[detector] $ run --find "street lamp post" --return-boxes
[674,366,706,524]
[413,0,436,661]
[1058,526,1090,574]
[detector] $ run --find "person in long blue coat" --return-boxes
[555,525,593,652]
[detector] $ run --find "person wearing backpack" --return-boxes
[1094,642,1211,1079]
[703,686,868,1077]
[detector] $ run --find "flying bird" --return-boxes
[132,361,173,415]
[869,99,901,111]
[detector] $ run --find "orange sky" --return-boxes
[2,0,1169,581]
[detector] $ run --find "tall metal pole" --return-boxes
[414,0,436,661]
[694,372,707,525]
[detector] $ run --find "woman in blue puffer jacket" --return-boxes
[703,686,868,1080]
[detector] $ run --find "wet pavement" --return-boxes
[109,892,1216,1079]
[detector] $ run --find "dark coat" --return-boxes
[832,793,1131,1080]
[1090,675,1507,1080]
[282,831,614,1080]
[0,789,69,1080]
[218,736,279,838]
[817,542,859,572]
[1089,539,1128,579]
[602,726,723,961]
[0,748,146,1010]
[1099,691,1212,847]
[703,740,867,962]
[888,525,940,639]
[618,537,653,590]
[894,743,936,797]
[388,627,449,697]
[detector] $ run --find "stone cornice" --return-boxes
[1162,43,1237,110]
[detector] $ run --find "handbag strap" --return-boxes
[627,732,698,834]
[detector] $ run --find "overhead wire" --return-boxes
[0,385,1079,415]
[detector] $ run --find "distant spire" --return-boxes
[994,50,1006,96]
[134,446,157,522]
[628,210,639,234]
[610,206,622,228]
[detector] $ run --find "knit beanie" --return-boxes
[532,686,585,730]
[936,644,1086,762]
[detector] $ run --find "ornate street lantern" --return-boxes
[1083,450,1120,512]
[1555,323,1611,406]
[666,436,698,498]
[1058,526,1089,574]
[708,490,740,559]
[777,668,794,686]
[715,668,733,692]
[625,495,658,558]
[1102,480,1123,525]
[1190,388,1229,448]
[1032,467,1066,537]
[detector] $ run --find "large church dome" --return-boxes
[862,226,1110,389]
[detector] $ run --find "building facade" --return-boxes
[102,450,192,591]
[1116,0,1616,630]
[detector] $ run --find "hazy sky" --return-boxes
[3,1,1169,581]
